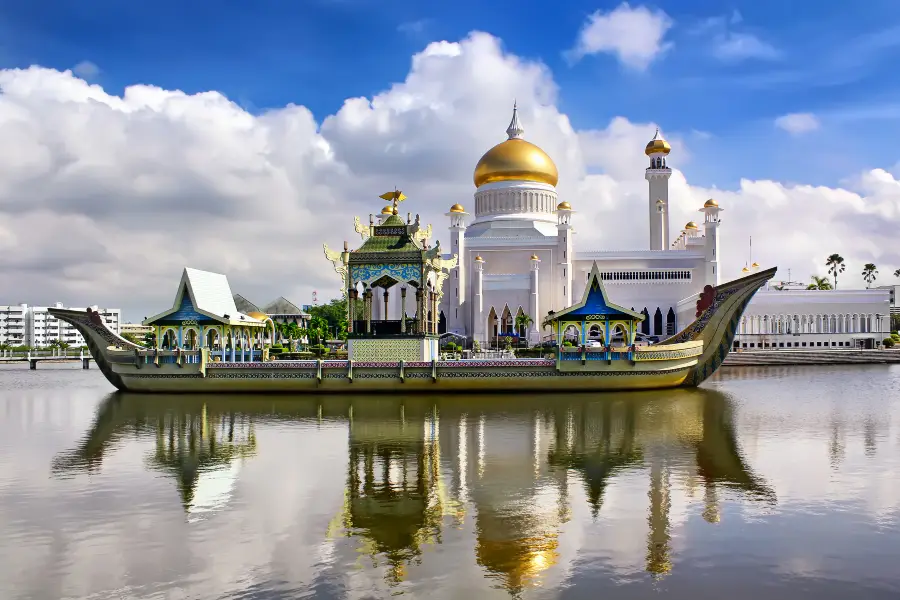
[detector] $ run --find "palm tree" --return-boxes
[826,254,846,289]
[514,312,534,348]
[807,275,833,290]
[894,268,900,278]
[862,263,878,288]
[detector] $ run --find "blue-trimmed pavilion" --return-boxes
[543,262,645,361]
[143,268,269,362]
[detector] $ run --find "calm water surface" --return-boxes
[1,364,899,599]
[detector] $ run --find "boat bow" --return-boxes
[656,267,776,386]
[48,307,143,391]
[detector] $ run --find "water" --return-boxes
[1,364,899,600]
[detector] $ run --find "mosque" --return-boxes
[438,105,725,345]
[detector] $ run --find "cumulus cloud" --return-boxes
[1,31,899,319]
[569,2,673,70]
[775,112,821,135]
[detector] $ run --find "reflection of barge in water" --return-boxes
[48,194,774,394]
[51,391,775,588]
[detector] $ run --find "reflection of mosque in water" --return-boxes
[53,390,774,593]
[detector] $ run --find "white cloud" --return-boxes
[1,31,899,320]
[713,32,780,61]
[569,2,673,70]
[775,112,821,135]
[72,60,100,79]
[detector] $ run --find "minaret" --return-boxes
[446,204,469,334]
[645,128,672,251]
[529,254,541,343]
[473,256,485,343]
[556,202,574,308]
[700,199,723,285]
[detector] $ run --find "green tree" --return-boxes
[862,263,878,288]
[307,316,329,346]
[806,275,833,290]
[514,312,533,345]
[826,254,846,289]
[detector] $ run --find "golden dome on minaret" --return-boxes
[557,201,571,210]
[684,221,699,230]
[473,104,559,188]
[381,205,394,215]
[645,128,671,156]
[449,203,465,213]
[704,198,719,208]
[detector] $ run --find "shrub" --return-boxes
[883,338,895,348]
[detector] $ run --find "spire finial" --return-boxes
[506,102,524,140]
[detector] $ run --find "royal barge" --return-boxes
[49,195,774,393]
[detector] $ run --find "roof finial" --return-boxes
[506,101,524,140]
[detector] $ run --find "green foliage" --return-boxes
[472,340,481,353]
[883,338,895,348]
[121,332,145,347]
[562,340,574,347]
[806,275,833,290]
[515,348,544,358]
[308,299,353,340]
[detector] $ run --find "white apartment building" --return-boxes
[0,303,121,348]
[0,304,29,346]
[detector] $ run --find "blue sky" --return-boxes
[2,0,900,189]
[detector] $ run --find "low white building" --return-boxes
[1,302,121,348]
[730,289,891,350]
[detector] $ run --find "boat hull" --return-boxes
[108,358,696,393]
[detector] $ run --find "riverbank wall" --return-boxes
[722,349,900,367]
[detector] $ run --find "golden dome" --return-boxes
[449,203,465,213]
[751,262,760,268]
[246,311,269,322]
[381,205,394,215]
[704,198,718,208]
[645,128,671,156]
[742,266,750,273]
[557,201,571,210]
[474,255,484,262]
[684,221,699,230]
[474,139,558,188]
[473,105,558,188]
[530,254,539,260]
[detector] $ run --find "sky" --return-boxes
[1,0,900,321]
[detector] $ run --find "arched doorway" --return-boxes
[439,311,447,334]
[206,328,220,349]
[184,328,198,350]
[654,308,663,336]
[162,329,177,350]
[641,308,650,334]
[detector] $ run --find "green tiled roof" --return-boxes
[350,218,425,262]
